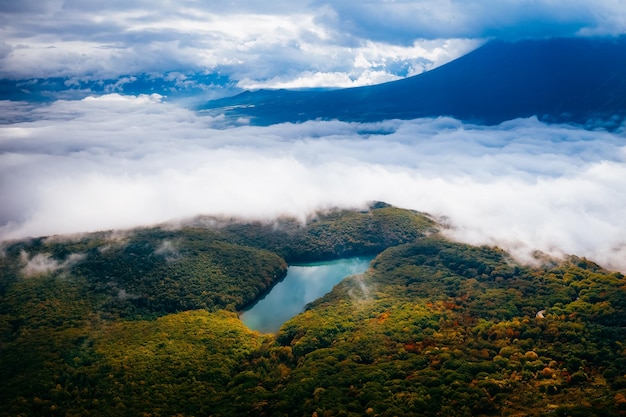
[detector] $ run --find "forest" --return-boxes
[1,203,625,416]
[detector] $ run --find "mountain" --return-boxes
[201,37,626,127]
[2,205,626,416]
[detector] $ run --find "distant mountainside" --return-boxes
[0,72,236,103]
[202,37,626,127]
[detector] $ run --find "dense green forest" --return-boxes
[1,204,625,416]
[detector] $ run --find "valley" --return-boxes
[1,204,625,416]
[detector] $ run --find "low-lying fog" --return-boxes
[1,94,625,271]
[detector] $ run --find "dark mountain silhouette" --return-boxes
[201,37,626,128]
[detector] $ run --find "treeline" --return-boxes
[1,205,625,416]
[1,204,434,319]
[201,203,438,263]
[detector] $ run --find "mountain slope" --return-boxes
[2,206,626,416]
[202,37,626,127]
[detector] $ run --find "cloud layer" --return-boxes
[1,95,625,272]
[1,1,624,88]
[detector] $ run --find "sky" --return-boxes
[1,1,626,271]
[1,0,625,88]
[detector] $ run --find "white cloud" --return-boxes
[238,70,401,89]
[236,38,480,89]
[1,95,625,273]
[19,250,85,277]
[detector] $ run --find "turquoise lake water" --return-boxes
[239,256,373,333]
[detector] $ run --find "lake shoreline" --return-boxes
[239,255,375,333]
[236,252,380,313]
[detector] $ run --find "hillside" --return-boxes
[201,37,626,128]
[1,205,626,416]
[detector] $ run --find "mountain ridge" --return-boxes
[202,36,626,128]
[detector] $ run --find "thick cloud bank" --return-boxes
[1,94,625,271]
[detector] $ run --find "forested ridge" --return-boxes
[1,204,625,416]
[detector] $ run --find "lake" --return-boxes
[239,256,373,333]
